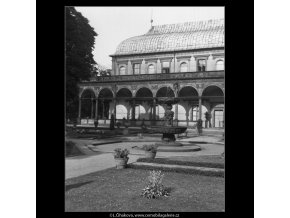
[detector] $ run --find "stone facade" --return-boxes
[78,19,225,128]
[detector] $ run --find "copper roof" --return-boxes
[113,19,224,56]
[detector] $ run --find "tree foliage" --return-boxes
[66,7,97,118]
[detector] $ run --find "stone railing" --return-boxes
[82,71,224,83]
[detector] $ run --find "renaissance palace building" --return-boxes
[77,18,224,128]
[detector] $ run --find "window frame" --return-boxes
[133,63,141,75]
[147,64,155,74]
[119,66,126,75]
[215,60,224,71]
[197,59,207,72]
[180,62,188,72]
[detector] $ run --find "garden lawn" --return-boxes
[65,168,224,212]
[137,155,225,169]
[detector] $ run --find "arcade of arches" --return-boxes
[78,84,224,128]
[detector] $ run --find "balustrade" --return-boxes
[83,71,224,83]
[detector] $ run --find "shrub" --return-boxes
[142,144,158,152]
[141,170,169,199]
[114,148,129,159]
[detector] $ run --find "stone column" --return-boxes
[141,59,146,74]
[174,57,178,72]
[156,59,161,74]
[131,99,136,120]
[127,60,132,75]
[198,98,202,120]
[113,98,117,119]
[127,103,130,119]
[78,97,82,123]
[170,58,175,73]
[102,100,105,119]
[189,56,196,72]
[223,108,225,128]
[152,99,156,124]
[206,54,215,71]
[213,109,215,127]
[115,61,119,75]
[138,105,141,119]
[112,58,115,76]
[95,98,98,119]
[189,104,193,121]
[157,104,159,120]
[175,104,178,121]
[91,98,94,118]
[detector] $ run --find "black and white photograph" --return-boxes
[65,6,225,212]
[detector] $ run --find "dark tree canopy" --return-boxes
[66,7,97,118]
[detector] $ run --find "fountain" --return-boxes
[152,97,187,147]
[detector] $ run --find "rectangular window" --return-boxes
[162,62,170,74]
[197,59,206,72]
[133,64,140,74]
[214,110,224,127]
[162,68,170,74]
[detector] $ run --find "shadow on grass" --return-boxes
[65,181,94,192]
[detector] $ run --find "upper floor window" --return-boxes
[216,60,224,70]
[148,64,155,74]
[180,62,188,72]
[197,59,206,72]
[133,64,140,74]
[161,62,170,74]
[119,66,126,75]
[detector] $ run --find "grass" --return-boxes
[137,156,224,169]
[128,164,224,177]
[65,168,224,212]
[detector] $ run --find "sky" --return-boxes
[75,7,224,69]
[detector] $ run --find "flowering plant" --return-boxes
[142,144,158,152]
[141,170,169,199]
[114,148,129,159]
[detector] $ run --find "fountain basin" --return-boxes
[152,126,187,147]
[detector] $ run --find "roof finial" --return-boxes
[150,8,153,28]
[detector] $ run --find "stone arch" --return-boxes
[156,86,175,98]
[135,87,153,98]
[178,86,199,98]
[202,84,224,96]
[80,88,96,119]
[98,87,114,98]
[79,87,96,98]
[116,88,133,98]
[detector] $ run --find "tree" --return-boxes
[65,7,97,119]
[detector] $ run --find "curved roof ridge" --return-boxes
[146,18,224,35]
[113,19,224,56]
